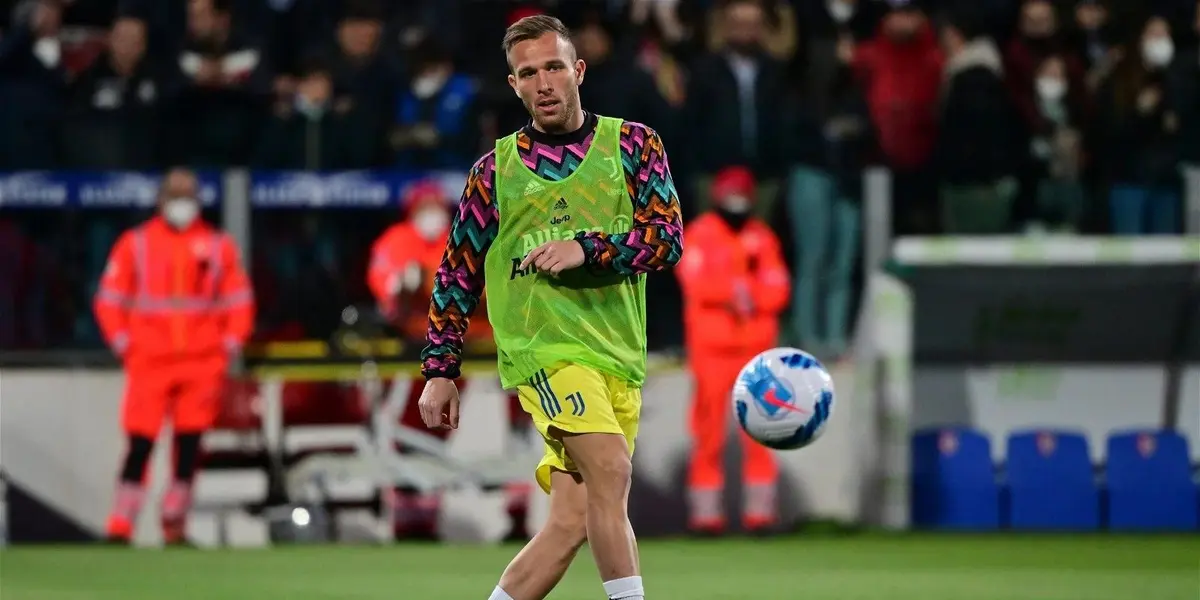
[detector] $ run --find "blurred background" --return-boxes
[0,0,1198,597]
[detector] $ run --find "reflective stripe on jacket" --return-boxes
[94,217,255,362]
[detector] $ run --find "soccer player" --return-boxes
[417,15,683,600]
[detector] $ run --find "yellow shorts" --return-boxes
[515,362,642,494]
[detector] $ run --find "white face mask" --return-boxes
[828,0,855,24]
[1035,77,1066,101]
[295,96,325,120]
[720,195,752,215]
[413,209,448,241]
[33,38,61,68]
[412,71,448,99]
[162,197,200,229]
[1142,37,1174,68]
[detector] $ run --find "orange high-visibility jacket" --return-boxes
[368,222,492,342]
[94,217,255,363]
[676,213,791,354]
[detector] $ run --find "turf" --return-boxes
[1,535,1197,599]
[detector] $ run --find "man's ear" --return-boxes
[575,59,586,85]
[508,73,519,97]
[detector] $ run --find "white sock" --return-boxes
[488,585,514,600]
[603,576,644,599]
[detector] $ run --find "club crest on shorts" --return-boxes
[739,357,801,421]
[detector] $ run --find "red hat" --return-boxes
[403,180,446,214]
[711,166,756,202]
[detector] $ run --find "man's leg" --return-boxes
[107,367,169,543]
[686,356,729,533]
[560,432,644,599]
[490,470,588,600]
[166,359,225,544]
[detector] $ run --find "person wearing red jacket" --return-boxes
[676,166,791,534]
[367,181,529,539]
[94,168,254,544]
[851,0,944,233]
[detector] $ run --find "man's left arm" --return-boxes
[217,235,256,354]
[575,122,684,275]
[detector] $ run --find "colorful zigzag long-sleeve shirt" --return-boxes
[421,112,684,380]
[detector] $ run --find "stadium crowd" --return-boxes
[2,0,1199,354]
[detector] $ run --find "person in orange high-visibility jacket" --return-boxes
[367,181,531,539]
[94,168,254,545]
[676,166,791,535]
[368,180,494,342]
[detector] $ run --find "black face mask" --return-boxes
[716,207,750,230]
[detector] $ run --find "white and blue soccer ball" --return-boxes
[732,347,835,451]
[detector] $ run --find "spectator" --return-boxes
[1005,0,1090,148]
[686,0,791,217]
[166,0,271,166]
[786,0,873,356]
[1071,0,1122,90]
[851,0,943,233]
[1026,55,1089,231]
[630,8,688,112]
[59,17,163,169]
[0,0,67,168]
[390,39,479,170]
[707,0,797,63]
[573,16,673,138]
[329,0,400,125]
[1093,15,1184,234]
[253,57,376,170]
[935,6,1021,234]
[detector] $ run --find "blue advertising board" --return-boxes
[0,170,467,209]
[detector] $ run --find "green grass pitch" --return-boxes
[1,534,1197,599]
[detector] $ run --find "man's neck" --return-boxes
[524,111,595,147]
[533,107,586,136]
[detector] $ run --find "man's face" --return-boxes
[163,170,199,199]
[1020,1,1057,39]
[187,0,216,37]
[110,18,146,66]
[725,2,765,53]
[1074,3,1107,31]
[884,10,923,42]
[159,169,201,228]
[507,32,585,133]
[297,73,332,105]
[338,18,381,60]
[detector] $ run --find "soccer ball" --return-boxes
[732,347,835,450]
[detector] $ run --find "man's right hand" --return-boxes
[418,377,460,430]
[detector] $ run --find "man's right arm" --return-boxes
[94,232,136,357]
[419,152,499,380]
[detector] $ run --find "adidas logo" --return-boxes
[524,180,544,196]
[553,198,569,211]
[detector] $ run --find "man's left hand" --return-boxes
[520,240,586,276]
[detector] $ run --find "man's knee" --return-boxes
[562,433,632,500]
[544,506,588,550]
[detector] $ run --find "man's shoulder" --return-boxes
[616,119,657,139]
[469,149,499,177]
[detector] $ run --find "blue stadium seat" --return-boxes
[911,427,1000,530]
[1106,430,1198,531]
[1005,430,1099,530]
